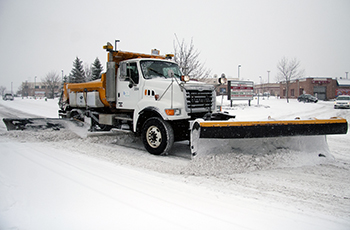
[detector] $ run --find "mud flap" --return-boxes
[190,117,348,159]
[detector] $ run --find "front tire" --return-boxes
[141,117,174,155]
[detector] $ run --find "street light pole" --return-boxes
[61,70,64,89]
[258,76,262,105]
[238,65,241,80]
[34,76,37,99]
[267,70,270,98]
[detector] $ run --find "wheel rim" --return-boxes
[146,125,162,148]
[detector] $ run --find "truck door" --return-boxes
[117,62,141,109]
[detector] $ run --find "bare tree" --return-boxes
[16,85,22,96]
[276,57,304,103]
[0,86,6,96]
[22,81,29,97]
[42,71,61,98]
[84,63,92,81]
[173,35,211,80]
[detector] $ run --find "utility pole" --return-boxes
[61,70,64,89]
[258,76,262,105]
[238,65,241,80]
[267,70,270,98]
[34,76,37,98]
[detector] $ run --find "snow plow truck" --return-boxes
[3,42,348,158]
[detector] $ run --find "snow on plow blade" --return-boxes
[190,117,348,158]
[2,118,85,131]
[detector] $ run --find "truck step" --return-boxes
[111,128,133,134]
[114,116,133,121]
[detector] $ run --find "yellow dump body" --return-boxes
[62,73,109,106]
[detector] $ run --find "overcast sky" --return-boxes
[0,0,349,92]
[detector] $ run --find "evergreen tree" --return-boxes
[70,57,86,83]
[68,74,73,83]
[91,57,103,80]
[63,75,68,83]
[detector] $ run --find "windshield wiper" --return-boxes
[148,68,167,78]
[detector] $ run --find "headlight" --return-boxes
[181,75,190,82]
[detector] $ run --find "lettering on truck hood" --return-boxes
[183,83,215,91]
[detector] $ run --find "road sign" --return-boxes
[228,80,254,100]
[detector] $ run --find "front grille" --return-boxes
[185,90,214,113]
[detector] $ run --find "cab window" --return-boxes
[125,62,139,84]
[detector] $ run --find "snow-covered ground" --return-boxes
[0,96,349,230]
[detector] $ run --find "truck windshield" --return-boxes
[140,60,182,80]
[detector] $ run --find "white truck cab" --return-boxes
[117,58,215,121]
[112,57,218,154]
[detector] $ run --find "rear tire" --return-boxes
[141,117,174,155]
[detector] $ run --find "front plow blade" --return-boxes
[2,118,84,131]
[190,117,348,158]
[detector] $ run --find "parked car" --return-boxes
[2,93,14,101]
[297,94,318,103]
[334,95,350,109]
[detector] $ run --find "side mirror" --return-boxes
[120,62,127,78]
[167,69,175,78]
[218,77,227,85]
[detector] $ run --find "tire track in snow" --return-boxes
[0,103,43,118]
[12,143,252,229]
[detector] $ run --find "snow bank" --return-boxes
[0,97,59,118]
[218,96,344,120]
[1,128,335,178]
[188,136,333,176]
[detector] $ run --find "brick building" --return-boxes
[336,79,350,96]
[279,77,340,100]
[21,81,61,98]
[254,83,280,96]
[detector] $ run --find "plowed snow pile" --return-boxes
[188,136,333,176]
[0,128,335,177]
